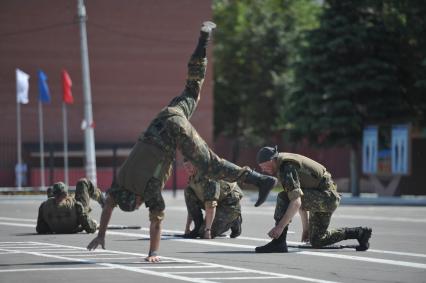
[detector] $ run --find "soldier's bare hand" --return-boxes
[87,236,105,251]
[268,226,284,239]
[145,255,160,263]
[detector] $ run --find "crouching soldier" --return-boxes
[254,146,372,253]
[183,159,243,239]
[36,179,105,234]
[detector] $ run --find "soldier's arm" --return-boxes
[75,201,97,233]
[145,184,165,263]
[203,179,220,239]
[87,195,115,250]
[268,163,302,239]
[299,208,309,242]
[36,202,51,234]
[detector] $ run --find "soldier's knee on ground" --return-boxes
[309,234,324,248]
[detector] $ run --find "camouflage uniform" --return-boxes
[36,179,103,234]
[109,53,253,221]
[274,153,344,247]
[185,173,243,237]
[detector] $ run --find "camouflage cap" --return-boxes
[107,186,138,212]
[256,146,279,164]
[52,182,68,196]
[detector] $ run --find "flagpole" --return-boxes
[62,102,69,186]
[38,101,46,190]
[16,100,22,189]
[77,0,97,186]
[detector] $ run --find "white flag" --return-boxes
[16,69,30,104]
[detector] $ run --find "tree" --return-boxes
[213,0,321,161]
[285,0,422,195]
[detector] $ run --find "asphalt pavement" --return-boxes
[0,192,425,283]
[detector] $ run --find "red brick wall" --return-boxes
[0,0,214,171]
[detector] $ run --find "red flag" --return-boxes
[62,70,73,104]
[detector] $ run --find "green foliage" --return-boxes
[213,0,426,152]
[285,0,425,147]
[213,0,321,147]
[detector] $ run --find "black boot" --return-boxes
[192,21,216,58]
[345,227,372,251]
[230,215,243,238]
[184,209,204,239]
[244,170,278,207]
[255,227,288,253]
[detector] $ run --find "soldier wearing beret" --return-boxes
[254,146,372,253]
[87,21,277,263]
[183,159,243,239]
[36,179,105,234]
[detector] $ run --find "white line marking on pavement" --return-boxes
[169,271,245,274]
[2,220,426,270]
[196,276,283,280]
[0,241,340,283]
[0,267,115,273]
[236,209,426,223]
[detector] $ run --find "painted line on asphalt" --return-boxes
[1,219,426,269]
[0,267,115,273]
[0,241,339,283]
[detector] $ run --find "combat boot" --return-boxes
[184,208,204,239]
[244,170,278,207]
[344,227,372,251]
[193,21,216,58]
[230,215,243,238]
[255,227,288,253]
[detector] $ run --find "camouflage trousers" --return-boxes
[75,178,104,214]
[165,114,250,183]
[275,184,346,247]
[185,189,242,237]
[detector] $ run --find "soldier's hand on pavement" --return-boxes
[145,255,160,263]
[87,236,105,250]
[301,229,310,243]
[268,226,284,239]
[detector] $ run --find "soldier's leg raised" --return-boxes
[255,192,289,253]
[168,116,276,207]
[75,178,105,210]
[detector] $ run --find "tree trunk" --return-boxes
[349,145,360,196]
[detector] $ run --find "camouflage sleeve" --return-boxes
[75,201,97,233]
[202,178,220,202]
[145,178,165,223]
[279,162,304,201]
[36,202,51,234]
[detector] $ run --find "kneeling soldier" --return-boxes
[255,146,372,253]
[183,159,243,239]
